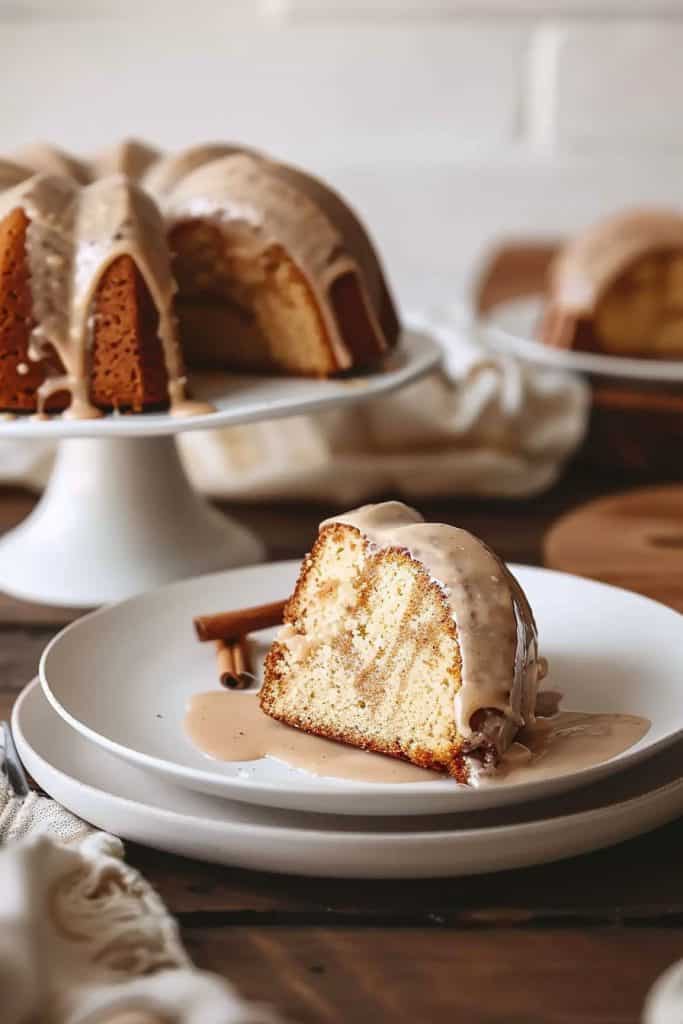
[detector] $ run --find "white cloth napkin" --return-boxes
[0,775,284,1023]
[0,308,589,502]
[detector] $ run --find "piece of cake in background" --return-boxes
[539,209,683,360]
[0,140,399,417]
[260,501,545,782]
[0,171,185,418]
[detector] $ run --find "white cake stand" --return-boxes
[0,329,440,607]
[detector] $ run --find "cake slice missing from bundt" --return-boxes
[261,502,544,782]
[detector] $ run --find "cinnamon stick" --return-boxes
[215,638,254,690]
[233,635,252,676]
[194,599,286,643]
[215,639,236,686]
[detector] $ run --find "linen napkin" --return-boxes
[0,775,284,1024]
[0,307,589,503]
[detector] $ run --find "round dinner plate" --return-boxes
[481,296,683,383]
[40,559,683,816]
[14,679,683,878]
[0,329,439,440]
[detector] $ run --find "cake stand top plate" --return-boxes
[0,328,439,440]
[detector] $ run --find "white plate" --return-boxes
[0,328,440,439]
[482,296,683,383]
[40,559,683,816]
[14,679,683,878]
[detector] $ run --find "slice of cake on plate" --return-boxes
[260,501,545,782]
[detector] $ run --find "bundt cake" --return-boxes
[260,502,543,782]
[0,140,399,417]
[540,209,683,359]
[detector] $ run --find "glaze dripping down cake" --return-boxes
[0,140,399,417]
[539,209,683,359]
[260,502,544,782]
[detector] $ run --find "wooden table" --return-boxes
[3,473,683,1024]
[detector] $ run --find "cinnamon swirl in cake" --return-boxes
[260,502,545,782]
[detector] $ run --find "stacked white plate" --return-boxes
[15,560,683,878]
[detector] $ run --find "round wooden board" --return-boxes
[544,485,683,614]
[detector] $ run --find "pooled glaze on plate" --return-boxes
[185,690,650,787]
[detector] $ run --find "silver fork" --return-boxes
[0,720,30,798]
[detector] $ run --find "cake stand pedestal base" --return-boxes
[0,436,265,607]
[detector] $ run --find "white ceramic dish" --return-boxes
[482,296,683,382]
[14,679,683,878]
[40,559,683,816]
[0,329,439,440]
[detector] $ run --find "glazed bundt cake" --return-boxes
[260,502,543,781]
[540,209,683,359]
[0,140,399,417]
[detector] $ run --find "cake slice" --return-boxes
[260,502,543,782]
[540,208,683,359]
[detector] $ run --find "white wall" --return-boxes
[2,1,683,308]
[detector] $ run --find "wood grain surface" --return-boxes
[545,484,683,612]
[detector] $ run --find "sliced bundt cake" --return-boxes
[261,502,543,781]
[0,140,400,416]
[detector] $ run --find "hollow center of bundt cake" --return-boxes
[170,220,338,376]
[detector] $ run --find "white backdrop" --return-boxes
[2,1,683,308]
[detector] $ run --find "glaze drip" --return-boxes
[0,172,187,417]
[323,502,542,759]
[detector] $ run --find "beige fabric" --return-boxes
[0,777,284,1023]
[0,309,589,501]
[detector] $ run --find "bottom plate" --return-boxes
[13,680,683,879]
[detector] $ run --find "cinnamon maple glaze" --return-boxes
[323,502,541,748]
[184,691,650,787]
[551,209,683,314]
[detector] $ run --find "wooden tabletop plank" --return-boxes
[125,829,683,920]
[182,925,683,1024]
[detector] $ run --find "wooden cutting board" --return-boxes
[544,485,683,613]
